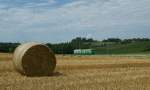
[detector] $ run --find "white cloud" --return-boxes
[0,0,150,42]
[48,0,56,4]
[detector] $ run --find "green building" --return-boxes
[74,49,95,55]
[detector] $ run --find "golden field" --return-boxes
[0,53,150,90]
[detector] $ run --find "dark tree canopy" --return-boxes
[0,37,150,54]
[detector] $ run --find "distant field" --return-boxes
[93,41,150,54]
[0,53,150,90]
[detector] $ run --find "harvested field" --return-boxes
[0,53,150,90]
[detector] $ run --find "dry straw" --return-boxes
[13,42,56,76]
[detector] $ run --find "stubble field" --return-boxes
[0,53,150,90]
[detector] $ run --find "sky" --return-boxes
[0,0,150,43]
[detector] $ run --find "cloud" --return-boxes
[48,0,56,4]
[0,0,150,42]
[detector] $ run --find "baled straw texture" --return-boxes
[13,42,56,76]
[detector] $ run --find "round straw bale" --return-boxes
[13,42,56,76]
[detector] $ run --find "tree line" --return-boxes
[0,37,150,54]
[102,38,150,44]
[46,37,96,54]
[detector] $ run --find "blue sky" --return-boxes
[0,0,150,43]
